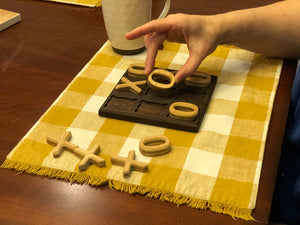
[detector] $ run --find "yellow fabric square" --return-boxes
[225,136,262,161]
[68,77,102,95]
[198,56,226,76]
[163,129,196,148]
[26,122,67,144]
[41,106,80,127]
[89,133,127,156]
[244,74,275,92]
[94,82,115,97]
[71,111,106,131]
[163,41,181,52]
[9,139,53,165]
[175,171,216,200]
[211,178,253,208]
[230,118,265,140]
[206,99,238,117]
[217,71,247,86]
[227,48,254,61]
[250,55,281,77]
[141,164,182,192]
[129,123,165,139]
[114,58,144,70]
[218,155,257,183]
[80,65,112,81]
[235,102,268,121]
[54,91,90,110]
[210,45,231,59]
[191,131,228,154]
[89,53,122,68]
[99,118,135,137]
[239,86,271,106]
[150,146,189,168]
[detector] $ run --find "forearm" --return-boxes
[216,0,300,59]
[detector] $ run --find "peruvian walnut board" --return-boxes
[98,68,217,132]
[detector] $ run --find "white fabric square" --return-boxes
[103,68,125,83]
[118,138,151,163]
[67,128,97,150]
[254,161,262,184]
[183,148,223,177]
[171,52,189,65]
[200,114,234,136]
[212,83,243,102]
[82,95,106,113]
[222,58,252,73]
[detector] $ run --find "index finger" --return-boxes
[125,18,170,40]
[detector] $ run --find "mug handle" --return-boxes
[157,0,171,19]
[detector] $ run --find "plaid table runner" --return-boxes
[42,0,101,7]
[1,41,283,220]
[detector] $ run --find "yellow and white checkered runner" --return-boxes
[1,41,283,220]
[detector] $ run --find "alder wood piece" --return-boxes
[73,146,105,171]
[169,102,199,120]
[0,8,21,31]
[111,150,148,177]
[184,71,211,87]
[115,77,147,94]
[148,69,175,91]
[46,131,78,158]
[128,63,147,78]
[139,135,171,156]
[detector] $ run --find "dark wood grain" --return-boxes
[0,0,296,224]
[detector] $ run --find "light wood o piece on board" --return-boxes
[169,102,199,120]
[184,71,211,87]
[139,135,171,156]
[128,63,146,78]
[148,69,175,91]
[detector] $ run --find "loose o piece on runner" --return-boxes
[184,71,211,87]
[169,102,199,120]
[148,69,175,91]
[128,63,146,78]
[139,135,171,156]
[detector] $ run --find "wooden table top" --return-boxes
[0,0,297,224]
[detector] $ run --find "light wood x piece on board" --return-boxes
[46,131,78,158]
[73,145,105,171]
[111,150,148,177]
[115,77,146,94]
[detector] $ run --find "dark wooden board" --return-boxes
[99,68,217,132]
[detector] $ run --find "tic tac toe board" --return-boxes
[98,69,217,132]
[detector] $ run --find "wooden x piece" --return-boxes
[73,145,105,171]
[115,77,146,94]
[111,150,148,177]
[46,131,78,158]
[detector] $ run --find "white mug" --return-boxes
[102,0,171,55]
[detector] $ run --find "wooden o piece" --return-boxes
[148,69,175,91]
[115,77,146,94]
[169,102,199,120]
[184,71,211,87]
[111,150,148,177]
[139,135,171,156]
[128,63,146,78]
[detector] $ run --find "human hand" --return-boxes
[125,13,223,83]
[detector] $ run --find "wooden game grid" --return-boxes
[98,69,217,132]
